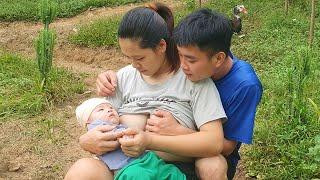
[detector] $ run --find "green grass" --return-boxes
[69,16,121,47]
[0,0,146,22]
[0,53,85,120]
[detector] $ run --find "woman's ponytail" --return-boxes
[119,3,179,72]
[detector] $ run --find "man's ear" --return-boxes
[157,39,167,54]
[212,51,227,67]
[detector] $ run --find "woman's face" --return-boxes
[119,38,167,77]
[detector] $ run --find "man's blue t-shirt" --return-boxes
[214,53,263,167]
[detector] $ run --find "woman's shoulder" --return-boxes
[117,65,135,74]
[117,65,137,79]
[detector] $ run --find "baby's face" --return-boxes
[88,103,120,124]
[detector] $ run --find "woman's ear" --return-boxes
[157,39,167,54]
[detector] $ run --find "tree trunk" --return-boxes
[308,0,316,47]
[199,0,202,7]
[285,0,289,14]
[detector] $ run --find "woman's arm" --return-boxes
[119,119,223,158]
[96,70,117,96]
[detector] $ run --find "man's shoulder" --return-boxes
[215,57,262,102]
[231,59,261,87]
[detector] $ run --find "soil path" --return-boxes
[0,0,247,179]
[0,0,180,89]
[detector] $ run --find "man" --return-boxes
[96,9,262,180]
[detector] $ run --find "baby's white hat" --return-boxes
[76,98,110,127]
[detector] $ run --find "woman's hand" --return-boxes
[118,128,151,157]
[96,70,117,96]
[79,125,123,155]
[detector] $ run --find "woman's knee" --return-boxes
[195,155,227,180]
[64,158,113,180]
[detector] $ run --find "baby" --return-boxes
[76,98,138,171]
[75,98,186,179]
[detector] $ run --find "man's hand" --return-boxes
[79,125,123,155]
[119,128,151,157]
[146,110,195,136]
[96,70,117,96]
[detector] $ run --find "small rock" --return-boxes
[72,28,78,33]
[82,90,92,95]
[8,164,20,172]
[40,164,52,169]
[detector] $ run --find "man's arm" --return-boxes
[146,110,196,135]
[147,109,237,156]
[222,139,237,156]
[119,120,224,158]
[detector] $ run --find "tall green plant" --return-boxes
[40,0,56,29]
[287,47,312,122]
[35,0,57,89]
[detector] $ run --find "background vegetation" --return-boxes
[69,16,121,47]
[0,0,146,21]
[0,0,319,178]
[70,0,320,178]
[0,53,85,120]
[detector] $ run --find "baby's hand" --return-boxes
[112,127,134,139]
[123,135,134,139]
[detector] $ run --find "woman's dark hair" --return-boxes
[174,8,233,58]
[118,3,179,72]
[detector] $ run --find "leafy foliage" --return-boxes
[0,53,85,120]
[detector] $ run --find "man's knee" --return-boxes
[64,158,112,180]
[195,155,227,180]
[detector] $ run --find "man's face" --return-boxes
[177,45,215,82]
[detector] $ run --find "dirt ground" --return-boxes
[0,1,248,179]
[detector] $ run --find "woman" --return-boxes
[65,3,226,180]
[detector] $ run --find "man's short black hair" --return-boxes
[174,8,233,57]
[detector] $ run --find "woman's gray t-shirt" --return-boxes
[107,65,226,130]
